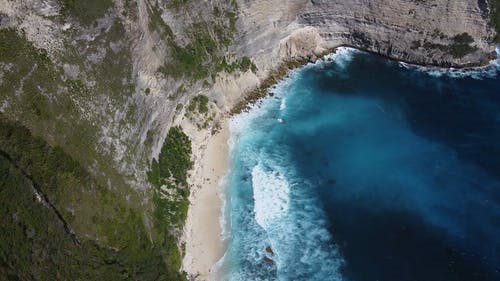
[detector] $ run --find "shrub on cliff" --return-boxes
[491,0,500,42]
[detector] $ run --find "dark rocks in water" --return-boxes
[265,246,274,255]
[264,246,275,263]
[264,256,274,263]
[308,55,317,63]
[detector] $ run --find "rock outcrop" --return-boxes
[303,0,495,66]
[1,0,496,180]
[235,0,496,77]
[0,0,498,279]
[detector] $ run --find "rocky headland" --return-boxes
[0,0,498,280]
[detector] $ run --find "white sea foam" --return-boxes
[228,99,268,153]
[279,98,286,111]
[223,43,500,281]
[398,45,500,80]
[251,165,290,230]
[218,173,231,241]
[223,46,358,281]
[323,47,358,69]
[323,47,357,60]
[312,45,500,81]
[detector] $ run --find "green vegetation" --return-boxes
[148,2,256,81]
[167,0,189,9]
[420,32,476,58]
[450,33,476,58]
[146,126,192,227]
[147,4,175,39]
[240,56,258,72]
[215,56,258,74]
[147,126,192,229]
[0,115,184,280]
[160,23,221,80]
[0,1,246,279]
[1,29,59,121]
[90,20,135,98]
[122,0,138,19]
[490,0,500,42]
[187,95,209,114]
[0,25,134,192]
[185,95,215,129]
[148,127,192,188]
[59,18,139,173]
[1,24,188,281]
[58,0,114,25]
[146,127,192,277]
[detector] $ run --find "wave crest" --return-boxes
[398,46,500,80]
[251,165,290,230]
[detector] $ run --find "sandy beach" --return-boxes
[182,121,230,281]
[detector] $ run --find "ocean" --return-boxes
[219,48,500,281]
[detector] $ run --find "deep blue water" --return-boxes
[221,48,500,281]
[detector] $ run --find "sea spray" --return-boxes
[221,47,500,281]
[221,59,347,280]
[398,45,500,79]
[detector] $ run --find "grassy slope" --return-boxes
[0,0,259,278]
[0,115,183,281]
[148,1,255,82]
[491,0,500,42]
[148,126,192,242]
[0,4,188,280]
[58,0,114,26]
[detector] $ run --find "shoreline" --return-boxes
[180,44,500,280]
[182,120,230,281]
[337,44,497,69]
[231,44,499,115]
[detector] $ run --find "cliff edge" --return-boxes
[0,0,498,280]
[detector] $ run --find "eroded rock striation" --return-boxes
[237,0,496,72]
[0,0,498,279]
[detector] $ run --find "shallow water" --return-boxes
[221,48,500,281]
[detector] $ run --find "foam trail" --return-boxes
[222,62,347,281]
[323,47,358,68]
[223,42,500,281]
[251,165,290,230]
[279,98,286,111]
[398,45,500,79]
[218,173,230,241]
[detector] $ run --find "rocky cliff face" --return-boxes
[235,0,495,74]
[302,0,495,66]
[1,0,495,193]
[0,0,497,279]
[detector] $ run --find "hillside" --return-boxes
[0,0,498,280]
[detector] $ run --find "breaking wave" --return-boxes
[251,165,290,230]
[220,45,500,281]
[398,46,500,79]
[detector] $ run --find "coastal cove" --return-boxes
[2,1,500,280]
[183,47,500,281]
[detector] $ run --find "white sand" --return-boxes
[182,121,229,281]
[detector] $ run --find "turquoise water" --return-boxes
[220,48,500,281]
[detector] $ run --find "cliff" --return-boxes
[0,0,498,280]
[236,0,495,72]
[302,0,495,67]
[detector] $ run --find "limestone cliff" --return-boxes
[236,0,495,73]
[0,0,498,279]
[303,0,495,66]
